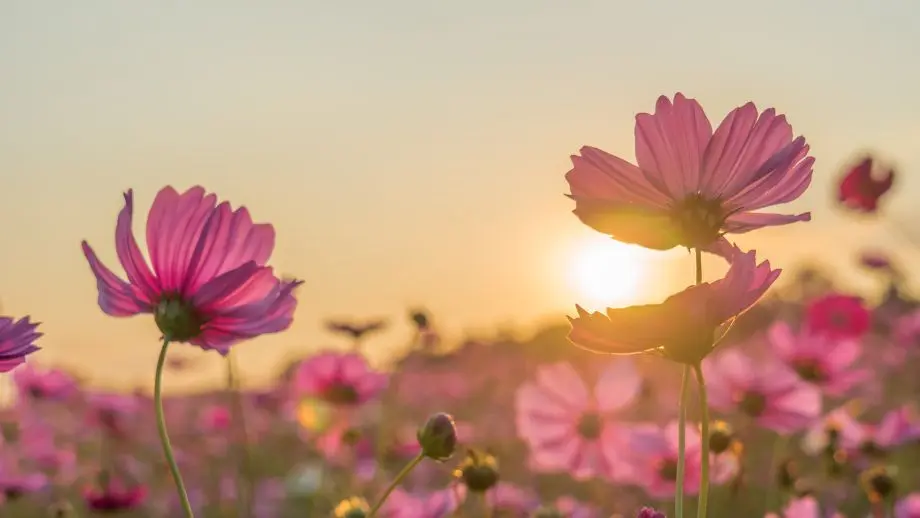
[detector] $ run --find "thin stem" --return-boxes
[226,352,253,517]
[694,362,711,518]
[367,453,425,518]
[154,338,195,518]
[675,365,690,518]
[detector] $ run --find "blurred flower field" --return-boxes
[0,93,917,518]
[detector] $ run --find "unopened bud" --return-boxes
[333,496,370,518]
[708,421,734,455]
[457,449,499,492]
[861,466,897,503]
[417,412,457,461]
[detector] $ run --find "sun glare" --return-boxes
[568,235,650,310]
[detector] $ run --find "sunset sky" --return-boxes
[1,1,919,391]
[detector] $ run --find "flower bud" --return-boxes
[776,458,798,491]
[333,496,370,518]
[456,449,499,492]
[417,412,457,461]
[708,421,734,455]
[861,466,897,503]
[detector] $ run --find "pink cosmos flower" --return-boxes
[568,246,780,364]
[0,316,41,372]
[763,496,831,518]
[704,350,821,434]
[83,479,147,512]
[200,405,232,432]
[767,321,869,396]
[12,364,76,401]
[837,156,894,213]
[805,405,920,458]
[81,186,302,353]
[554,496,602,518]
[805,294,871,340]
[515,360,639,481]
[383,487,466,518]
[626,421,738,499]
[636,508,666,518]
[293,351,388,406]
[896,493,920,518]
[86,392,142,438]
[626,422,701,498]
[488,483,538,517]
[565,93,813,254]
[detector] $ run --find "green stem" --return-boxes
[675,365,690,518]
[694,363,711,518]
[154,338,195,517]
[226,352,253,517]
[367,453,425,518]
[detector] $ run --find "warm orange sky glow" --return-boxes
[568,236,652,311]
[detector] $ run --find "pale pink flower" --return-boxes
[488,483,538,517]
[704,350,821,433]
[626,421,737,498]
[515,360,639,481]
[568,246,779,364]
[764,496,842,518]
[82,186,302,353]
[555,496,602,518]
[383,487,465,518]
[565,93,813,255]
[293,351,388,406]
[805,405,920,458]
[767,321,869,396]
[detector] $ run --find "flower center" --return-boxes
[793,360,826,382]
[323,383,360,405]
[739,391,767,417]
[27,385,46,399]
[657,458,679,481]
[576,412,603,439]
[671,194,726,249]
[859,440,886,458]
[154,296,204,343]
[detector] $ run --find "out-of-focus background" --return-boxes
[1,1,918,390]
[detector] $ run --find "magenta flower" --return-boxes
[293,351,388,406]
[837,155,895,213]
[81,186,302,353]
[568,246,780,364]
[637,508,666,518]
[83,479,147,512]
[565,93,813,254]
[0,316,41,373]
[767,321,869,396]
[704,350,821,434]
[896,493,920,518]
[12,364,76,401]
[805,294,871,340]
[515,360,639,481]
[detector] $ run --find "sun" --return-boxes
[568,235,651,310]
